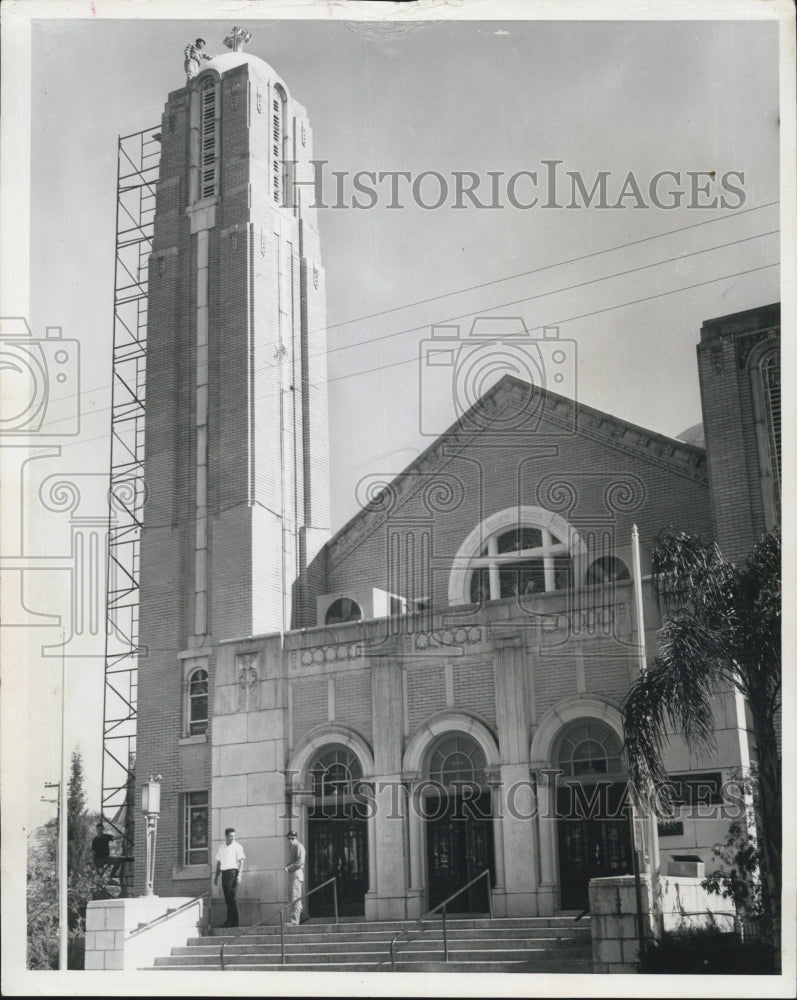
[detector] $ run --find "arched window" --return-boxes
[325,597,362,625]
[428,733,487,787]
[272,85,286,205]
[199,78,219,199]
[585,556,631,586]
[310,745,363,799]
[188,668,209,735]
[468,525,572,602]
[557,720,623,778]
[760,350,781,510]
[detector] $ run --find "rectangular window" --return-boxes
[667,772,723,806]
[182,791,209,866]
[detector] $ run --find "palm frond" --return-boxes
[622,650,719,808]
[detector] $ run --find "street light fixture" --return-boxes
[141,775,162,896]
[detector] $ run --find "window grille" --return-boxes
[761,350,781,510]
[200,80,218,198]
[468,525,572,602]
[272,93,283,204]
[188,668,209,735]
[310,746,363,798]
[182,791,209,865]
[557,721,623,777]
[428,734,486,786]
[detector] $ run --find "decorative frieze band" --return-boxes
[299,643,361,666]
[415,626,482,651]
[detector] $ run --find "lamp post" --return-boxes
[141,775,162,897]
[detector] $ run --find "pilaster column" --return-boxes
[530,761,558,914]
[493,634,528,766]
[486,766,505,891]
[406,774,424,892]
[366,661,408,919]
[493,636,538,914]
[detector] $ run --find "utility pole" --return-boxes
[58,642,68,971]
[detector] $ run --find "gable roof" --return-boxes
[325,374,706,568]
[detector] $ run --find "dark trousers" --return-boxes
[221,869,240,927]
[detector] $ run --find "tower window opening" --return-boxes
[761,351,781,508]
[272,91,284,205]
[199,80,218,198]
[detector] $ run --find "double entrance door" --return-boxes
[557,780,633,910]
[425,790,494,912]
[307,802,368,918]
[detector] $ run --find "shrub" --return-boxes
[639,926,776,975]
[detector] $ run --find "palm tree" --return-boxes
[622,528,781,947]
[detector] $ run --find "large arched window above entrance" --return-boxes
[448,506,587,606]
[468,524,572,602]
[556,720,624,778]
[427,733,487,787]
[309,745,363,799]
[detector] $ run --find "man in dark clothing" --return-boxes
[91,823,120,871]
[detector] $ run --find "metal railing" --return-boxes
[219,877,339,970]
[387,869,493,971]
[127,891,210,939]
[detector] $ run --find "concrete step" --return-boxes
[176,935,588,956]
[149,958,594,973]
[206,914,586,935]
[201,923,590,944]
[146,914,593,973]
[156,944,589,966]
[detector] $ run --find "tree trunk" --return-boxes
[748,700,781,968]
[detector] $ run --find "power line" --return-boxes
[42,257,778,449]
[324,261,779,385]
[325,228,778,357]
[319,199,780,336]
[24,225,780,432]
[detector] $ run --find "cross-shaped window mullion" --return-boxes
[487,534,500,600]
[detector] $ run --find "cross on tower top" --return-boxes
[224,26,252,53]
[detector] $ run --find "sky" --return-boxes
[2,3,785,845]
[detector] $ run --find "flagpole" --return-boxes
[630,525,660,951]
[631,524,647,675]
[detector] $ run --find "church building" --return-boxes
[132,41,781,922]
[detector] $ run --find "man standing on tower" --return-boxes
[214,828,246,928]
[184,37,211,80]
[285,831,306,924]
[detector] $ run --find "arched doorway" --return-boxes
[306,745,369,918]
[421,733,495,913]
[554,719,633,909]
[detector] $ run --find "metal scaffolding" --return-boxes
[102,127,160,858]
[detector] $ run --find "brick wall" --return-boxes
[696,302,780,562]
[321,388,712,617]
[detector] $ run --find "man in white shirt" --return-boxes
[214,827,246,928]
[285,831,306,924]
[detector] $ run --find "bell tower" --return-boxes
[135,31,329,893]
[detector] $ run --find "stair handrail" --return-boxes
[386,868,493,971]
[219,876,338,970]
[126,891,210,939]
